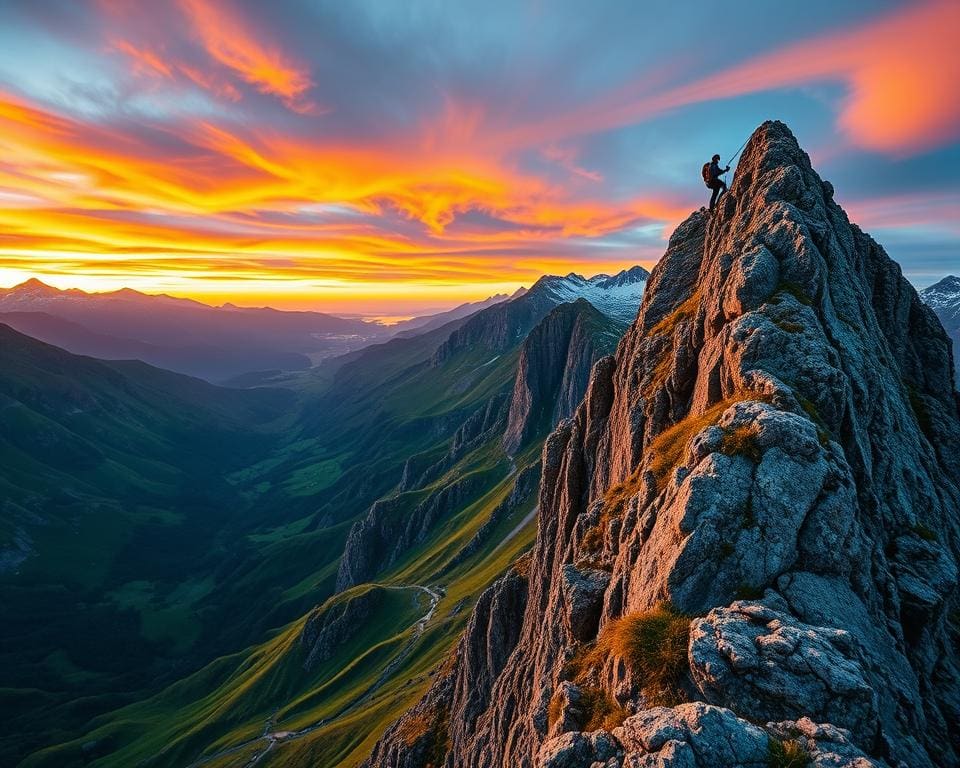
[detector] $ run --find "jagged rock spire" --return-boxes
[365,121,960,768]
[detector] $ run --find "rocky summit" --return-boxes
[364,121,960,768]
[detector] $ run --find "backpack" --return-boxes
[702,162,712,187]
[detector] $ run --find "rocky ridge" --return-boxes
[364,121,960,768]
[300,586,384,670]
[432,267,645,364]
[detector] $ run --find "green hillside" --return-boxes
[0,325,301,764]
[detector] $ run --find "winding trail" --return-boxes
[184,584,442,768]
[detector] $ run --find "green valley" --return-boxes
[3,270,644,767]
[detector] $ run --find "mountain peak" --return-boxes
[922,274,960,308]
[922,275,960,376]
[593,265,650,290]
[9,277,61,296]
[432,266,648,364]
[367,121,960,768]
[526,266,649,323]
[933,274,960,289]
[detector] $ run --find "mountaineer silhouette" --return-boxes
[702,153,729,211]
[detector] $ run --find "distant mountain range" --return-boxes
[921,275,960,376]
[528,265,649,322]
[0,279,389,382]
[390,291,522,338]
[0,269,648,384]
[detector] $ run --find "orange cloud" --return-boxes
[0,88,678,310]
[494,0,960,156]
[845,191,960,233]
[177,0,316,112]
[5,2,953,314]
[110,39,245,102]
[110,40,174,79]
[542,144,602,183]
[688,0,960,153]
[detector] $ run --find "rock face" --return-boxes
[336,467,496,591]
[364,561,530,768]
[399,393,511,493]
[300,586,383,670]
[688,599,877,735]
[364,122,960,768]
[504,299,618,456]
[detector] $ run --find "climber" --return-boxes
[702,153,730,212]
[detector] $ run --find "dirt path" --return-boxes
[494,505,537,553]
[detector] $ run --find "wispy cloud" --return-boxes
[487,0,960,156]
[177,0,317,112]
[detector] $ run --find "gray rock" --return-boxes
[561,564,611,641]
[721,244,780,320]
[615,703,769,767]
[689,601,877,736]
[365,121,960,768]
[766,718,883,767]
[537,730,621,768]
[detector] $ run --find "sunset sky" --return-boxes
[0,0,957,316]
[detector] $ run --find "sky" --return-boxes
[0,0,957,317]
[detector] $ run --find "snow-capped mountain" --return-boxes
[921,275,960,319]
[527,265,649,322]
[921,275,960,376]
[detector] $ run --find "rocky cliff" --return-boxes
[364,121,960,768]
[338,301,620,592]
[503,299,619,456]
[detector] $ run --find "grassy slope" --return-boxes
[26,450,539,768]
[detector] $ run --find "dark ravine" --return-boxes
[364,122,960,768]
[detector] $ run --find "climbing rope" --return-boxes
[722,135,751,176]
